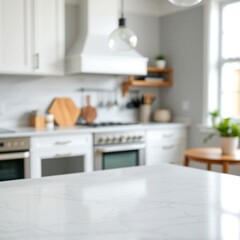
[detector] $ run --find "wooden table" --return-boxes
[184,148,240,173]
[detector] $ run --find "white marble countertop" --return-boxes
[0,122,187,138]
[0,164,239,240]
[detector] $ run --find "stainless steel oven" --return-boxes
[94,130,145,170]
[0,137,30,181]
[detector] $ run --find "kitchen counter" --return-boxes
[0,164,239,240]
[0,123,187,138]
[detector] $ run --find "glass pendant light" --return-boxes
[168,0,202,7]
[108,0,137,51]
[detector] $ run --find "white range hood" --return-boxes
[65,0,148,75]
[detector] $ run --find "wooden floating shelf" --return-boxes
[122,67,173,96]
[127,80,173,87]
[147,67,173,73]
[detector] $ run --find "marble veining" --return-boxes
[1,165,239,240]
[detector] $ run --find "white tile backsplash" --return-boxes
[0,74,160,128]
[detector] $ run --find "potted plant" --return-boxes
[209,109,220,127]
[204,118,240,155]
[155,55,166,69]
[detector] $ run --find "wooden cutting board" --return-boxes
[48,98,81,126]
[81,95,97,124]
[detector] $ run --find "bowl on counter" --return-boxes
[153,109,171,123]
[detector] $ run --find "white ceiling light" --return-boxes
[108,0,137,51]
[168,0,202,7]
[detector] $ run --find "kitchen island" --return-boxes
[0,165,239,240]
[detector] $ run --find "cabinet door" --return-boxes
[146,129,186,166]
[146,141,185,165]
[33,0,64,75]
[0,0,32,73]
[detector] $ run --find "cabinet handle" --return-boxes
[163,134,173,138]
[55,141,72,145]
[162,145,174,150]
[34,53,39,69]
[55,153,72,158]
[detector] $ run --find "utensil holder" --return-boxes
[139,105,151,123]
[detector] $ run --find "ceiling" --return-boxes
[65,0,204,17]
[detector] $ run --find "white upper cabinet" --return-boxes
[0,0,64,75]
[0,0,33,73]
[33,0,65,75]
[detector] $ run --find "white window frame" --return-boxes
[203,0,240,125]
[219,0,240,118]
[203,0,220,125]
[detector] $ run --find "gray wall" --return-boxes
[160,6,211,148]
[127,13,162,115]
[159,6,240,174]
[127,13,161,66]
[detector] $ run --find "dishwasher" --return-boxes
[30,134,93,178]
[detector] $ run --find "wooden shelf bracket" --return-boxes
[121,67,173,96]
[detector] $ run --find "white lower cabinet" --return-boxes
[30,133,93,178]
[146,128,187,166]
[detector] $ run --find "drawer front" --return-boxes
[147,129,186,142]
[146,150,184,165]
[147,138,186,149]
[31,134,92,150]
[146,141,186,166]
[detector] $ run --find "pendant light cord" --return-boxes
[121,0,124,18]
[119,0,126,27]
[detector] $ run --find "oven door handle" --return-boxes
[95,144,145,153]
[0,151,30,161]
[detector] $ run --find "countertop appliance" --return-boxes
[94,130,145,170]
[0,137,30,181]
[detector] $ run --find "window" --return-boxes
[219,1,240,118]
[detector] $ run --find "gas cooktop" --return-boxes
[77,122,140,128]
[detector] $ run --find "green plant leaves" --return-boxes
[214,118,240,137]
[204,118,240,143]
[209,109,220,117]
[156,55,165,60]
[203,132,217,144]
